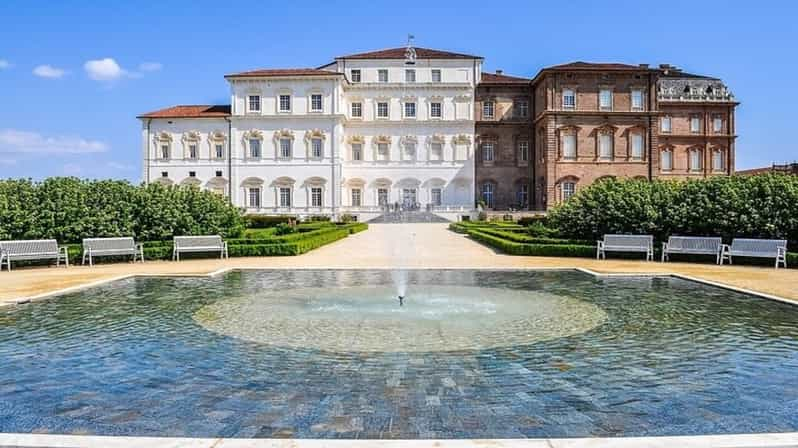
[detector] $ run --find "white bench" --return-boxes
[0,239,69,271]
[662,236,723,264]
[173,235,228,261]
[721,238,788,269]
[82,237,144,266]
[597,234,654,261]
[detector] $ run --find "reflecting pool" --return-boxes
[1,269,797,438]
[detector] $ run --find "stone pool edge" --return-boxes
[2,432,798,447]
[3,266,796,309]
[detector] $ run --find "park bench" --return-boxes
[0,239,69,271]
[661,236,723,264]
[720,238,788,269]
[82,237,144,266]
[597,234,654,261]
[173,235,228,261]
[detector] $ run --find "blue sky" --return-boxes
[0,0,795,181]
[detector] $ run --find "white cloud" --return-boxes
[0,59,10,69]
[84,58,127,81]
[0,129,108,154]
[138,62,162,72]
[33,64,67,79]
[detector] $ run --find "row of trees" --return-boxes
[0,178,245,243]
[548,174,798,249]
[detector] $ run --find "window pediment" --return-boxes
[242,129,264,140]
[556,125,580,135]
[304,129,326,141]
[372,135,391,145]
[453,134,471,145]
[154,131,172,143]
[347,135,365,144]
[400,135,418,145]
[273,129,295,141]
[594,124,618,135]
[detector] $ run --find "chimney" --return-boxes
[638,63,649,69]
[495,69,503,75]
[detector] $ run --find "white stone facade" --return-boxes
[140,46,481,220]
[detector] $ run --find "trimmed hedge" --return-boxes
[469,230,595,257]
[473,227,592,246]
[244,215,296,228]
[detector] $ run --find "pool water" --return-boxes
[1,269,797,438]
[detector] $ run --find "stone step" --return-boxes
[368,211,451,223]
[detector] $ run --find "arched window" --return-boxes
[556,176,579,203]
[241,177,264,209]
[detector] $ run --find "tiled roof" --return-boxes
[545,61,643,71]
[336,47,481,60]
[224,68,342,78]
[480,72,530,84]
[137,105,231,119]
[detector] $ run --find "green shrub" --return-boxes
[242,228,278,239]
[304,215,331,222]
[244,215,296,228]
[0,178,245,243]
[274,223,297,236]
[548,175,798,251]
[469,230,595,257]
[338,213,357,223]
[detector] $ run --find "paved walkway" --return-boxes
[1,223,797,305]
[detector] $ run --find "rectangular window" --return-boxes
[562,182,575,201]
[563,89,576,109]
[279,187,291,207]
[214,144,224,159]
[562,134,576,160]
[599,89,613,110]
[516,100,529,117]
[377,102,389,118]
[248,187,261,208]
[481,183,494,208]
[404,102,416,118]
[482,142,494,162]
[661,150,673,171]
[517,184,529,206]
[431,188,442,206]
[691,116,701,133]
[351,143,362,161]
[161,171,168,178]
[311,139,322,158]
[483,101,494,119]
[160,145,169,159]
[518,141,529,162]
[279,94,291,112]
[378,69,388,83]
[188,144,198,159]
[350,69,361,83]
[431,69,441,82]
[189,171,196,177]
[405,69,415,82]
[599,134,613,160]
[351,188,362,207]
[378,188,389,206]
[713,116,723,133]
[248,95,260,112]
[215,170,223,177]
[351,102,362,118]
[430,143,443,161]
[713,150,724,171]
[690,150,702,171]
[310,94,322,112]
[249,139,261,158]
[631,133,644,160]
[279,138,292,158]
[661,116,672,133]
[377,143,389,161]
[631,90,644,111]
[311,187,322,207]
[430,102,442,118]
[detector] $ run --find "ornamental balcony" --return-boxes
[657,78,735,102]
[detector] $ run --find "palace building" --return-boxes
[139,44,737,219]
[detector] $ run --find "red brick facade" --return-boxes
[475,62,738,211]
